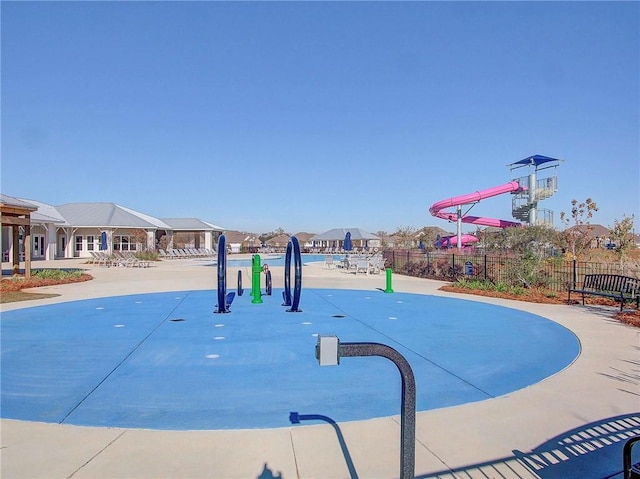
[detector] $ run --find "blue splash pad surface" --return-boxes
[1,289,579,430]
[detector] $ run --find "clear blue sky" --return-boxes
[2,1,638,235]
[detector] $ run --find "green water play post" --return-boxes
[384,268,394,293]
[251,254,263,304]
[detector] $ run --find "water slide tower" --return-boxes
[509,155,561,226]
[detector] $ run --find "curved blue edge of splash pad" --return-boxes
[1,289,580,430]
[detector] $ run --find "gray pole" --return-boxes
[339,342,416,479]
[457,204,462,250]
[529,171,537,226]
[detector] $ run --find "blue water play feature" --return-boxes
[1,287,580,431]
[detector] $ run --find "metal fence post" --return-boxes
[452,253,456,279]
[484,254,488,281]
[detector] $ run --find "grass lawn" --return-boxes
[1,269,92,304]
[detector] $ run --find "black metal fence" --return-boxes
[383,249,640,292]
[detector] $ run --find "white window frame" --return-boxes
[113,235,136,251]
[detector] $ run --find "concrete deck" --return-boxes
[1,257,639,478]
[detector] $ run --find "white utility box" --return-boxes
[316,335,340,366]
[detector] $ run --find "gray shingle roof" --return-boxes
[292,232,316,243]
[18,198,68,224]
[223,230,260,244]
[56,203,171,229]
[3,196,225,233]
[265,234,291,246]
[0,194,39,211]
[161,218,224,231]
[566,224,612,239]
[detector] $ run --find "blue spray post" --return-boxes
[214,234,234,313]
[251,254,263,304]
[282,236,302,312]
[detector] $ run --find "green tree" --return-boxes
[259,227,287,243]
[376,231,390,249]
[489,225,559,288]
[393,226,417,249]
[415,226,447,251]
[476,227,507,252]
[559,198,599,259]
[608,215,635,267]
[132,228,150,251]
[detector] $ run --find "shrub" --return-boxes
[454,278,500,291]
[32,269,85,281]
[1,269,91,293]
[135,251,159,261]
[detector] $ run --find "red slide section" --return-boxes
[429,181,524,229]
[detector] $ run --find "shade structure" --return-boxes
[343,232,353,251]
[509,154,561,168]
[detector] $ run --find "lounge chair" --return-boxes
[323,255,335,269]
[368,255,384,274]
[355,259,369,275]
[344,256,361,274]
[124,251,149,267]
[95,251,112,267]
[87,251,99,264]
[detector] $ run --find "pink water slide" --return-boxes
[429,180,524,229]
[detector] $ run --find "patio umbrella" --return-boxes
[100,231,108,251]
[343,231,353,251]
[418,240,425,249]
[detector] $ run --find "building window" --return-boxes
[113,235,136,251]
[75,235,83,252]
[87,235,95,251]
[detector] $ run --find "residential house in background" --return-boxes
[264,234,291,251]
[293,232,315,251]
[222,230,261,253]
[309,228,381,251]
[414,226,451,250]
[565,224,638,249]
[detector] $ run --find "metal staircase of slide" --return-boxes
[511,174,558,225]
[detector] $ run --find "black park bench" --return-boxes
[567,274,640,311]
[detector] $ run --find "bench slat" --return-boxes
[568,274,640,311]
